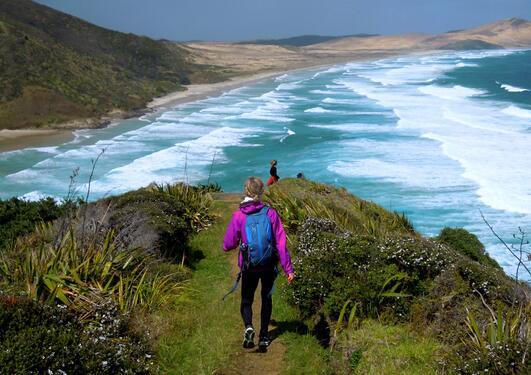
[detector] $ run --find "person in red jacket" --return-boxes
[267,160,279,186]
[223,177,294,350]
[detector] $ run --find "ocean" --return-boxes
[1,49,530,278]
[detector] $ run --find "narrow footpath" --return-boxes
[156,193,330,375]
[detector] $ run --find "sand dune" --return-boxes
[184,18,531,69]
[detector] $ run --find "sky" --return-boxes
[35,0,531,41]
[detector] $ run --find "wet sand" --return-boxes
[0,129,74,153]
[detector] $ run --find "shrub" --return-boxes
[0,197,64,250]
[110,188,192,258]
[437,227,500,269]
[151,182,216,233]
[291,218,415,320]
[105,183,216,260]
[0,296,155,374]
[0,296,82,374]
[377,235,454,280]
[452,306,530,374]
[0,227,183,317]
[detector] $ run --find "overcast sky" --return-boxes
[35,0,531,41]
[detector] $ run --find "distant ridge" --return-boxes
[0,0,220,129]
[302,18,531,51]
[239,34,378,47]
[420,17,531,49]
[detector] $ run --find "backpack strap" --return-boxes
[222,270,242,301]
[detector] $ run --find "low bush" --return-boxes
[0,227,183,317]
[151,182,217,233]
[451,305,530,374]
[0,197,64,250]
[437,227,500,269]
[0,296,154,374]
[110,188,192,258]
[0,182,215,373]
[291,218,417,320]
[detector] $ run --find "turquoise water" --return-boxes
[1,49,531,278]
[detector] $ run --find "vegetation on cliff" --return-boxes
[0,183,218,373]
[0,0,223,129]
[265,178,530,374]
[0,178,529,374]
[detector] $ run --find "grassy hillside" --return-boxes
[1,179,529,373]
[0,0,223,129]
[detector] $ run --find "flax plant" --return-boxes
[0,226,184,318]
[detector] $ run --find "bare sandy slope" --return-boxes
[0,129,73,153]
[149,44,401,109]
[181,42,400,76]
[421,18,531,48]
[308,18,531,51]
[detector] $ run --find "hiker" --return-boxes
[267,160,279,186]
[223,176,295,350]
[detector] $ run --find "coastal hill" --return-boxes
[239,33,378,47]
[0,0,222,129]
[303,18,531,53]
[422,18,531,49]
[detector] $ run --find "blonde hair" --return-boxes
[270,159,277,166]
[244,177,264,201]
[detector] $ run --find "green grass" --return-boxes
[155,200,241,374]
[343,320,443,375]
[273,279,332,375]
[265,178,415,237]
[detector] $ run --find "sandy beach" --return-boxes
[0,47,403,153]
[147,71,291,109]
[0,129,74,153]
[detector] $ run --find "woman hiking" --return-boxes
[223,177,295,350]
[267,160,279,186]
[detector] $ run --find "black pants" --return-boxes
[240,268,276,338]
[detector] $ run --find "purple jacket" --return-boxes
[223,201,294,275]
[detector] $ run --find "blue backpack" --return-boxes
[242,206,275,270]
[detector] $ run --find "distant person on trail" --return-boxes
[267,160,279,186]
[223,176,295,351]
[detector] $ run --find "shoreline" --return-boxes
[0,50,410,153]
[0,70,304,153]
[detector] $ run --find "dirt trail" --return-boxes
[213,194,287,375]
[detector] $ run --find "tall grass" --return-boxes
[151,182,217,233]
[0,224,184,319]
[264,180,415,237]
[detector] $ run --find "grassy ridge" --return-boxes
[0,0,223,129]
[1,180,528,373]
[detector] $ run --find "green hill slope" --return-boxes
[0,0,222,129]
